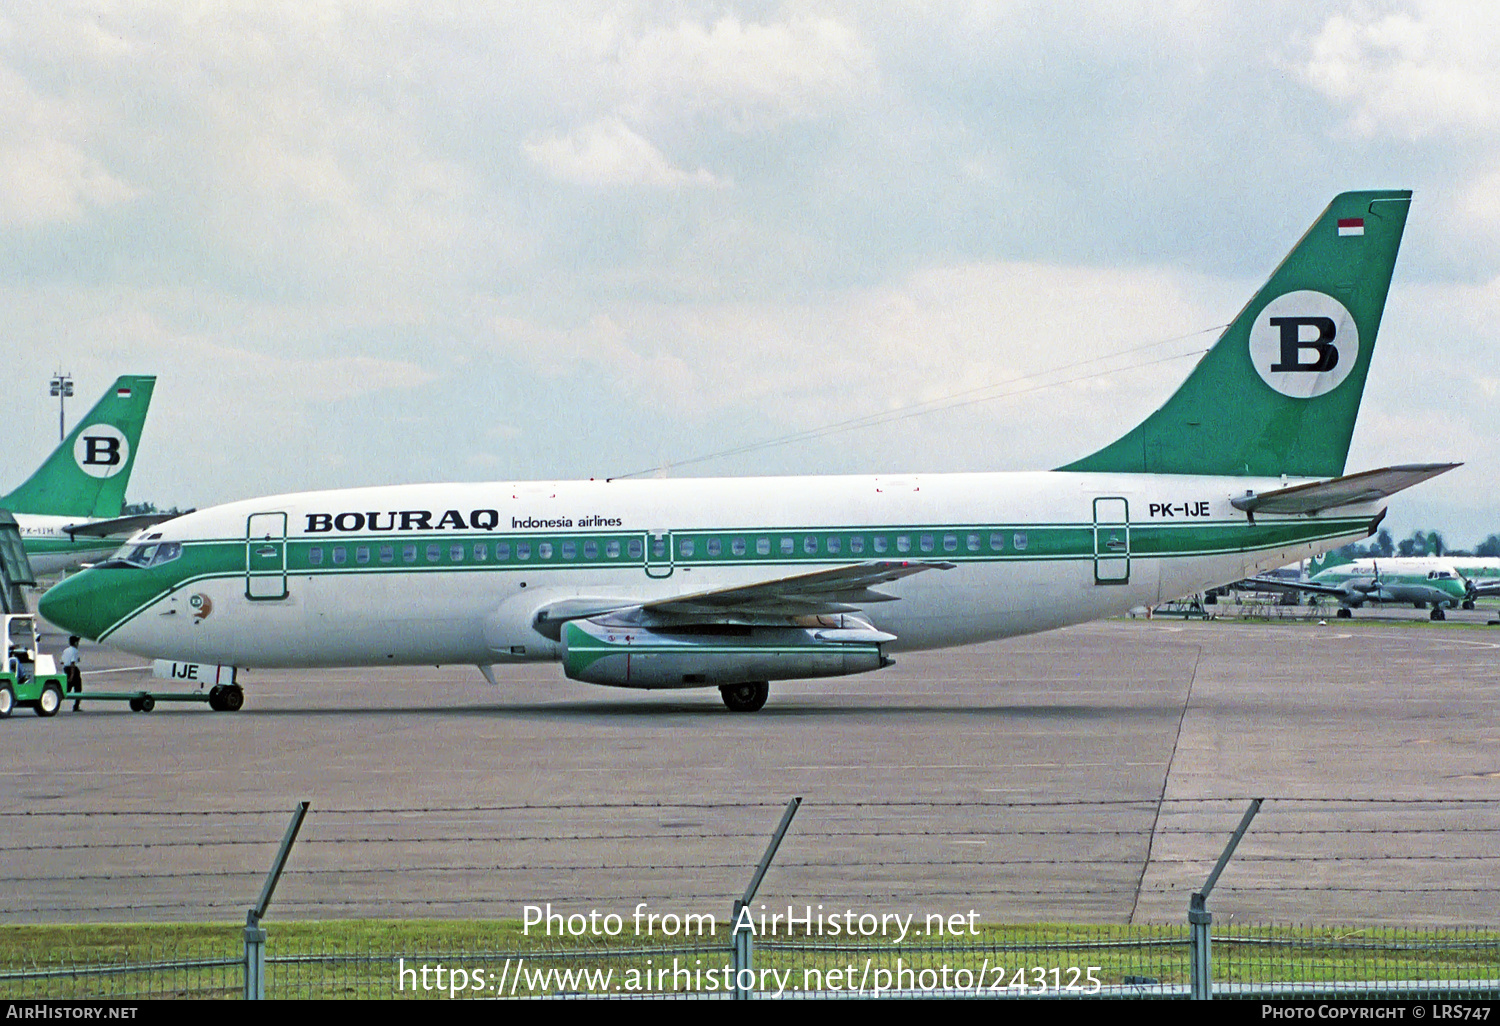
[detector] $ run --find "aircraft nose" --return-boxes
[38,571,114,641]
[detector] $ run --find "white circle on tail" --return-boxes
[73,424,130,479]
[1248,290,1359,399]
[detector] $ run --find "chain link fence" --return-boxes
[4,922,1497,999]
[3,798,1499,999]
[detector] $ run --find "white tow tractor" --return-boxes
[0,614,67,717]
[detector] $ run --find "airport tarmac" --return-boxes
[3,611,1497,928]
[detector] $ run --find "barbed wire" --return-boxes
[12,851,1500,888]
[7,796,1498,819]
[8,821,1500,855]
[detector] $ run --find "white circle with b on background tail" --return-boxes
[73,424,130,478]
[1248,290,1359,399]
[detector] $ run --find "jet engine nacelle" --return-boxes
[559,618,893,689]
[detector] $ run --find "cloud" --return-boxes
[617,14,875,130]
[1298,3,1500,140]
[488,258,1220,436]
[520,11,873,189]
[0,65,138,225]
[523,119,722,188]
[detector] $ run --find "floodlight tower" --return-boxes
[49,371,73,441]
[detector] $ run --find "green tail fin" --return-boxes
[1311,547,1357,572]
[1060,191,1411,478]
[0,375,156,518]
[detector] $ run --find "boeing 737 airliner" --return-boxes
[41,192,1456,711]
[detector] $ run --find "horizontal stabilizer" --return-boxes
[1229,463,1460,516]
[64,511,190,540]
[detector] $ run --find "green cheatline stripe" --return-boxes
[273,518,1369,571]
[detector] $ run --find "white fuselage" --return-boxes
[1308,559,1468,608]
[75,470,1375,674]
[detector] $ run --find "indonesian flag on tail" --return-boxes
[116,387,132,397]
[1337,217,1364,237]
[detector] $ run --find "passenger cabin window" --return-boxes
[380,545,394,564]
[426,544,441,562]
[332,547,347,565]
[356,546,370,565]
[1013,532,1028,551]
[309,547,323,565]
[403,543,417,563]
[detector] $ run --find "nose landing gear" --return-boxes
[207,685,245,712]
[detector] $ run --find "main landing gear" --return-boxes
[207,685,245,712]
[719,681,770,713]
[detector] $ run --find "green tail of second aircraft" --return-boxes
[0,375,156,519]
[1061,190,1412,479]
[1311,548,1358,572]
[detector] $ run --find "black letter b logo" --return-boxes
[82,435,122,466]
[1268,316,1339,373]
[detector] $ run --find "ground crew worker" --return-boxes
[62,636,82,711]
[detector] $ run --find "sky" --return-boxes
[1,1,1496,546]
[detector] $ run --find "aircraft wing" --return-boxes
[1230,463,1460,517]
[63,511,190,540]
[531,560,955,637]
[1235,576,1358,600]
[635,560,955,618]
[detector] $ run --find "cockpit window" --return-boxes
[107,541,184,568]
